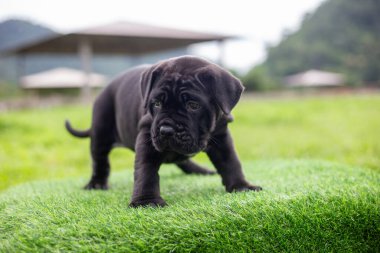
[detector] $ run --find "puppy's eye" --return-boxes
[186,101,201,111]
[153,101,162,108]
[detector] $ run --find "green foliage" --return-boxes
[0,81,22,99]
[0,161,379,252]
[262,0,380,85]
[241,64,278,91]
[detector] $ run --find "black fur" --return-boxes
[66,56,262,207]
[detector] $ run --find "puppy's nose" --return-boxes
[159,125,175,137]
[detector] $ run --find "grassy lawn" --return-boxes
[1,94,380,251]
[1,160,379,252]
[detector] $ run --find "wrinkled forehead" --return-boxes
[156,72,205,92]
[160,56,210,73]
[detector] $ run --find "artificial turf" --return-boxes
[1,160,379,252]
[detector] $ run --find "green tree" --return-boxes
[242,65,277,91]
[258,0,380,86]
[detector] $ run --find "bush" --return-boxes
[0,81,21,99]
[241,65,278,91]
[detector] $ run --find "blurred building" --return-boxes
[20,67,107,90]
[0,20,232,98]
[3,21,231,77]
[284,69,344,87]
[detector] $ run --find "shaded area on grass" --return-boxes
[0,160,379,252]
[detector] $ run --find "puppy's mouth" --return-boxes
[151,126,206,155]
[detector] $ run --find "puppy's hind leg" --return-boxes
[85,135,114,190]
[176,160,216,175]
[85,93,116,190]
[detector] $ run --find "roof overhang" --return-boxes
[2,21,234,55]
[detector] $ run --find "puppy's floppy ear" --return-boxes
[140,64,163,108]
[196,65,244,115]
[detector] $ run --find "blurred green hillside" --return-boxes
[243,0,380,90]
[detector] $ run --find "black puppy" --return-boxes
[66,56,262,207]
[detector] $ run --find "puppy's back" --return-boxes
[104,65,150,149]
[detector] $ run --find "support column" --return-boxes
[79,38,92,102]
[16,54,25,87]
[217,39,225,67]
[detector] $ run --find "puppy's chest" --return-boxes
[162,152,195,164]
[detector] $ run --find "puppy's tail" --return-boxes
[65,120,90,138]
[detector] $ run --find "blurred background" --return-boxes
[1,0,379,102]
[0,0,379,190]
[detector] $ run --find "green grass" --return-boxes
[1,94,380,251]
[1,160,379,252]
[232,95,380,170]
[0,95,379,191]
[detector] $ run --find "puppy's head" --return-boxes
[140,56,244,155]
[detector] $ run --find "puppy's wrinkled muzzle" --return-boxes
[154,123,199,155]
[159,125,175,138]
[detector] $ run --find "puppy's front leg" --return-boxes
[207,129,262,193]
[129,131,166,207]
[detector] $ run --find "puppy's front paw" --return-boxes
[234,184,262,192]
[229,183,262,192]
[129,197,167,208]
[84,180,109,190]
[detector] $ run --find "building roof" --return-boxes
[21,68,107,89]
[284,69,344,87]
[3,21,233,55]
